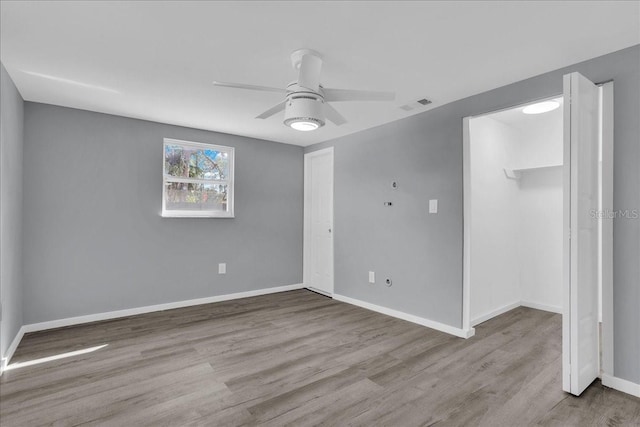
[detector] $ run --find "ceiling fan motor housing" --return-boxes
[283,92,326,129]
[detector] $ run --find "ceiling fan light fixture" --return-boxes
[213,49,395,130]
[284,94,325,131]
[285,117,323,131]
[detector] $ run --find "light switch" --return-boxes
[218,263,226,274]
[429,199,438,214]
[368,271,375,284]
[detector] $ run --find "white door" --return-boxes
[304,148,334,295]
[562,72,600,396]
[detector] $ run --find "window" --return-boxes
[162,138,234,217]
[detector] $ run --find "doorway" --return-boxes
[463,73,614,397]
[303,147,334,296]
[467,95,564,327]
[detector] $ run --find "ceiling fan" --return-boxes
[213,49,395,131]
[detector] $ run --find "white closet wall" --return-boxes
[470,105,563,325]
[514,113,563,312]
[469,117,521,323]
[512,111,563,167]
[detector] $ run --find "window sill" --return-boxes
[161,211,235,218]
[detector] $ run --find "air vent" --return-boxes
[399,98,432,112]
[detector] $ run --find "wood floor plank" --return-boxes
[1,289,638,426]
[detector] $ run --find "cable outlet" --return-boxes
[385,278,392,287]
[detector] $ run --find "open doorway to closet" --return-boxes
[467,96,565,325]
[463,74,614,397]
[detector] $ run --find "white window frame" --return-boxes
[162,138,235,218]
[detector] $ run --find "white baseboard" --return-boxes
[0,326,27,375]
[471,301,562,327]
[0,283,304,372]
[520,301,563,314]
[471,300,521,326]
[23,283,304,334]
[5,286,638,400]
[602,374,640,398]
[332,293,475,339]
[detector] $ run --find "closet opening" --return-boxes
[467,96,565,326]
[462,78,614,396]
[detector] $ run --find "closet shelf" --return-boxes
[503,163,563,180]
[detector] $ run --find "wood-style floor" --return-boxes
[1,290,638,426]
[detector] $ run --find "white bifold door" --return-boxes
[563,72,600,396]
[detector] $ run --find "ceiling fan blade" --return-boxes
[298,53,323,91]
[324,103,347,126]
[213,81,285,94]
[323,88,395,102]
[255,101,286,119]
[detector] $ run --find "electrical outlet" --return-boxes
[368,271,375,284]
[218,263,226,274]
[429,199,438,214]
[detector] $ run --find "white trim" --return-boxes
[470,300,563,327]
[562,74,572,392]
[462,117,472,333]
[21,284,304,334]
[600,81,614,378]
[521,301,563,314]
[471,301,520,326]
[602,374,640,398]
[0,283,302,375]
[163,138,229,151]
[303,147,335,295]
[161,210,234,218]
[333,293,475,339]
[568,72,582,395]
[0,326,27,375]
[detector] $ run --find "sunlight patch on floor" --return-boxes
[5,344,108,371]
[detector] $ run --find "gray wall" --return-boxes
[0,63,24,360]
[306,45,640,384]
[23,103,303,324]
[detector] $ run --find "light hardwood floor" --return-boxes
[1,290,638,426]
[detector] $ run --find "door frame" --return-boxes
[462,82,614,389]
[599,81,614,380]
[303,147,335,296]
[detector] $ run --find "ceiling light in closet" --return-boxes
[522,101,560,114]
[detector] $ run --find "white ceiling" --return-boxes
[1,1,638,147]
